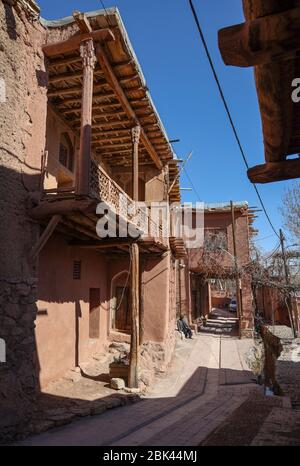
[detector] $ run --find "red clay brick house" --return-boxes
[0,0,186,438]
[185,202,256,337]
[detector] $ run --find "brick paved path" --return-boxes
[17,331,260,446]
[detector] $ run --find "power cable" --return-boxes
[188,0,280,240]
[183,166,202,202]
[252,234,277,243]
[99,0,113,27]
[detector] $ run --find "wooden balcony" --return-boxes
[30,160,168,254]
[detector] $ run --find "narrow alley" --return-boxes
[16,315,270,447]
[1,0,300,451]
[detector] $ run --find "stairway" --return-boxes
[199,309,239,336]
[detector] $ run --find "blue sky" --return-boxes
[38,0,294,252]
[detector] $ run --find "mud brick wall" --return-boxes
[241,277,254,338]
[0,1,47,440]
[276,338,300,405]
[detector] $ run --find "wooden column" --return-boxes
[129,242,140,388]
[128,125,141,389]
[131,125,141,201]
[76,38,96,196]
[230,201,242,339]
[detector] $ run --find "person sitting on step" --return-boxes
[177,315,193,339]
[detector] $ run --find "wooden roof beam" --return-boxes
[219,7,300,67]
[48,83,110,98]
[43,29,115,57]
[62,102,122,115]
[48,56,82,69]
[71,109,126,123]
[89,121,131,130]
[49,69,104,84]
[73,10,92,33]
[248,158,300,183]
[96,44,163,169]
[92,128,131,136]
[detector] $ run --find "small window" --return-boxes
[73,260,81,280]
[59,132,74,172]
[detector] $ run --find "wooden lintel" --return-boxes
[68,238,135,249]
[219,7,300,67]
[247,158,300,183]
[43,29,115,58]
[96,44,163,169]
[29,199,99,219]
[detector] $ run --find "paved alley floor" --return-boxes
[16,331,261,446]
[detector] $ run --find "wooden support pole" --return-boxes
[76,38,96,196]
[248,159,300,184]
[30,215,61,261]
[280,229,297,338]
[219,7,300,68]
[230,201,242,339]
[129,242,140,388]
[128,125,141,389]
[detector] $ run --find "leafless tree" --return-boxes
[281,182,300,241]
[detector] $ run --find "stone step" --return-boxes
[205,321,236,328]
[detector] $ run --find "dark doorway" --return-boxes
[115,286,131,332]
[89,288,101,339]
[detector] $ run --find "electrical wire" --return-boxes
[188,0,280,240]
[183,166,202,202]
[263,243,281,261]
[252,234,277,243]
[99,0,113,27]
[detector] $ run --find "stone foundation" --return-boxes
[140,330,176,386]
[0,278,39,442]
[108,330,176,389]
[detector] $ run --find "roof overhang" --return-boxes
[40,8,180,201]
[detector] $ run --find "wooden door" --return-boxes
[115,286,131,332]
[89,288,100,339]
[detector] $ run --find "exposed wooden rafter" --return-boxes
[247,158,300,183]
[219,7,300,67]
[95,44,163,169]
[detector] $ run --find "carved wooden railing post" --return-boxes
[76,38,96,196]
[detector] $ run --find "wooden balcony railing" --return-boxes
[90,160,166,244]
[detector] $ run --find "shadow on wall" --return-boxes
[0,164,41,442]
[3,1,17,41]
[0,163,174,443]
